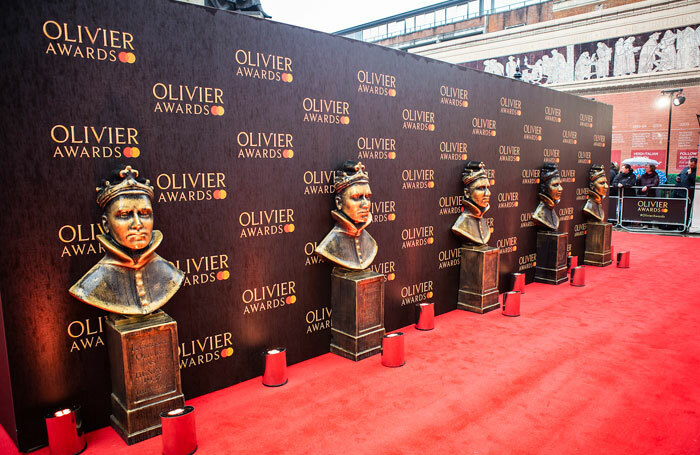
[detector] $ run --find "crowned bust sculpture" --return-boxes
[452,161,492,245]
[532,162,564,231]
[315,160,377,270]
[583,164,608,222]
[69,165,184,315]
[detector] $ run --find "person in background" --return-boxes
[674,157,697,224]
[637,163,659,197]
[609,162,619,196]
[612,164,636,196]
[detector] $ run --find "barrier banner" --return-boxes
[608,196,619,222]
[621,197,687,224]
[0,0,611,450]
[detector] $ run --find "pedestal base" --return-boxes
[584,221,612,267]
[457,244,500,314]
[534,231,568,285]
[330,268,385,361]
[105,311,184,445]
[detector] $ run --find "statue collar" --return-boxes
[97,231,163,269]
[463,199,489,218]
[331,210,372,237]
[538,193,557,209]
[588,189,603,204]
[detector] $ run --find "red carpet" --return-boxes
[3,231,700,454]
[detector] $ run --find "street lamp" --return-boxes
[659,88,685,174]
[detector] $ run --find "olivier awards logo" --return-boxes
[520,211,535,228]
[522,169,540,185]
[401,225,434,249]
[560,169,576,184]
[152,83,224,116]
[438,247,460,269]
[304,241,323,266]
[400,281,433,306]
[242,280,296,314]
[499,97,522,116]
[637,200,669,217]
[51,124,140,159]
[578,150,592,164]
[523,124,542,141]
[594,134,606,147]
[574,223,587,237]
[439,141,468,161]
[357,70,397,97]
[173,253,230,287]
[402,169,435,190]
[155,172,227,203]
[545,106,562,123]
[576,187,589,201]
[179,332,234,369]
[497,191,519,209]
[497,236,518,254]
[238,208,296,238]
[67,317,104,352]
[402,108,435,131]
[562,129,578,144]
[544,148,560,163]
[371,200,396,223]
[371,260,396,281]
[357,136,397,160]
[438,194,464,216]
[43,20,135,64]
[234,49,293,83]
[303,169,334,195]
[558,206,574,221]
[518,253,536,271]
[302,98,350,125]
[306,307,331,334]
[472,117,496,137]
[58,221,105,258]
[580,113,594,128]
[499,144,520,162]
[440,85,469,108]
[236,131,294,160]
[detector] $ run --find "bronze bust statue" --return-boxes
[532,162,563,231]
[583,164,608,222]
[451,161,492,245]
[315,160,377,270]
[69,166,184,315]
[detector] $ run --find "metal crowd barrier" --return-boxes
[607,185,692,233]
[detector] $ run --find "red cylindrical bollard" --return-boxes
[45,406,86,455]
[415,302,435,331]
[160,406,197,455]
[567,255,578,272]
[502,291,521,317]
[262,347,288,387]
[381,333,405,367]
[617,251,630,268]
[570,266,586,286]
[511,273,525,294]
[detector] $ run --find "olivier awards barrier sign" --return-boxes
[0,0,611,450]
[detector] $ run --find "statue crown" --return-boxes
[334,160,369,194]
[589,164,606,181]
[462,161,488,186]
[96,165,154,208]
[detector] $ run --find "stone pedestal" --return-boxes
[584,221,612,267]
[534,231,568,285]
[105,311,184,445]
[457,244,500,313]
[330,268,385,361]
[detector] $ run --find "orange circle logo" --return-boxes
[284,224,295,233]
[221,347,234,358]
[388,152,396,160]
[490,130,496,136]
[340,116,350,125]
[462,101,469,108]
[388,213,396,221]
[216,270,230,280]
[516,156,520,162]
[426,291,433,299]
[428,124,435,131]
[387,273,395,281]
[537,135,542,141]
[514,201,519,207]
[282,149,294,159]
[118,52,128,63]
[516,110,522,116]
[427,237,434,244]
[389,89,397,97]
[285,295,297,304]
[462,154,468,160]
[427,181,435,188]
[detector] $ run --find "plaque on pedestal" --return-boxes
[106,311,184,445]
[584,221,612,266]
[330,268,386,361]
[534,231,568,285]
[457,244,500,313]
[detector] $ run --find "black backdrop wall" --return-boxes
[0,0,611,450]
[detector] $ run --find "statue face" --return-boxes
[466,177,491,209]
[102,195,154,250]
[337,183,372,224]
[547,177,563,202]
[592,176,608,197]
